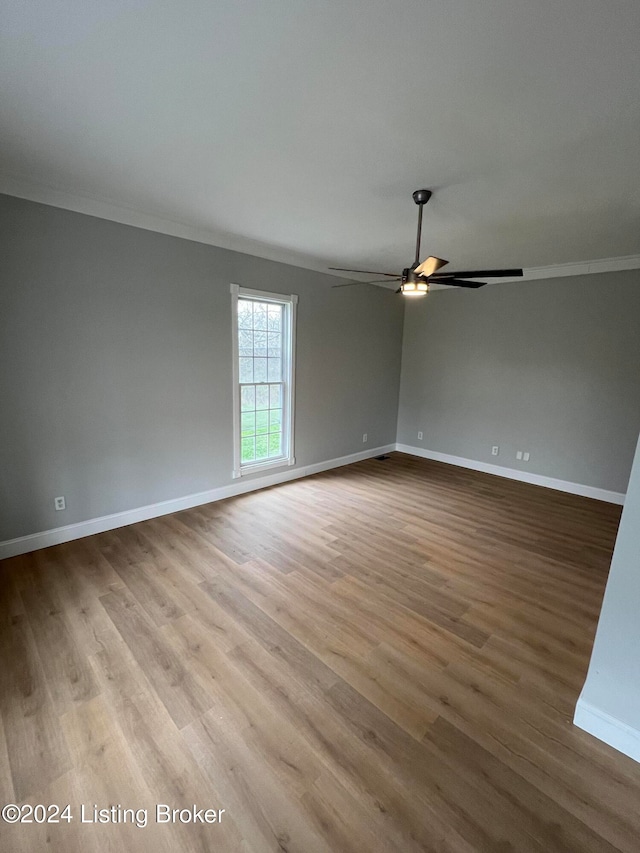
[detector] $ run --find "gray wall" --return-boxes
[0,194,404,541]
[397,270,640,493]
[577,430,640,735]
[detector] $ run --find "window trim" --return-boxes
[231,283,297,478]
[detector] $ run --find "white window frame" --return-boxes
[231,283,297,478]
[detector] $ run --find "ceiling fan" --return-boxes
[330,189,523,296]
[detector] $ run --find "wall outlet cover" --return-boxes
[54,496,66,511]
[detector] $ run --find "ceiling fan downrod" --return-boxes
[412,189,432,268]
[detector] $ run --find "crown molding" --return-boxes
[0,173,335,276]
[427,254,640,289]
[1,174,639,283]
[485,254,640,285]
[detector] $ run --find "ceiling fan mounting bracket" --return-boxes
[412,189,432,206]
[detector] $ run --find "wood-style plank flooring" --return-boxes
[1,452,639,852]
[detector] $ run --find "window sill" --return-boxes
[233,456,295,479]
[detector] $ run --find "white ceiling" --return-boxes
[1,0,639,277]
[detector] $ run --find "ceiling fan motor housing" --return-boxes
[402,268,426,284]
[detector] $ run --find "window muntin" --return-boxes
[231,286,296,477]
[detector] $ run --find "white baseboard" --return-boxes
[1,442,624,560]
[395,444,625,505]
[574,697,640,764]
[0,444,395,560]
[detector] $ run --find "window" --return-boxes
[231,284,297,477]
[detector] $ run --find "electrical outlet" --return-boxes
[54,496,66,511]
[523,451,530,462]
[362,433,367,443]
[491,445,499,456]
[516,451,523,461]
[418,431,423,441]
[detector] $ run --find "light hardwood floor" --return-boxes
[1,452,639,852]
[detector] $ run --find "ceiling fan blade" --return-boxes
[329,267,399,277]
[332,278,400,288]
[414,256,449,277]
[436,268,523,279]
[434,279,486,288]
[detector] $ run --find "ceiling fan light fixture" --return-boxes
[400,280,429,296]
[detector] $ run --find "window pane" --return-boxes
[269,384,281,408]
[241,437,255,463]
[255,384,269,410]
[253,303,267,330]
[267,332,281,357]
[253,330,267,357]
[269,432,282,456]
[267,358,281,382]
[256,434,269,459]
[255,410,269,435]
[241,412,255,436]
[239,358,253,383]
[253,358,267,382]
[239,329,253,356]
[269,411,282,434]
[269,409,282,432]
[238,300,253,328]
[267,305,281,332]
[241,385,255,411]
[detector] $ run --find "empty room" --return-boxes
[2,1,640,851]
